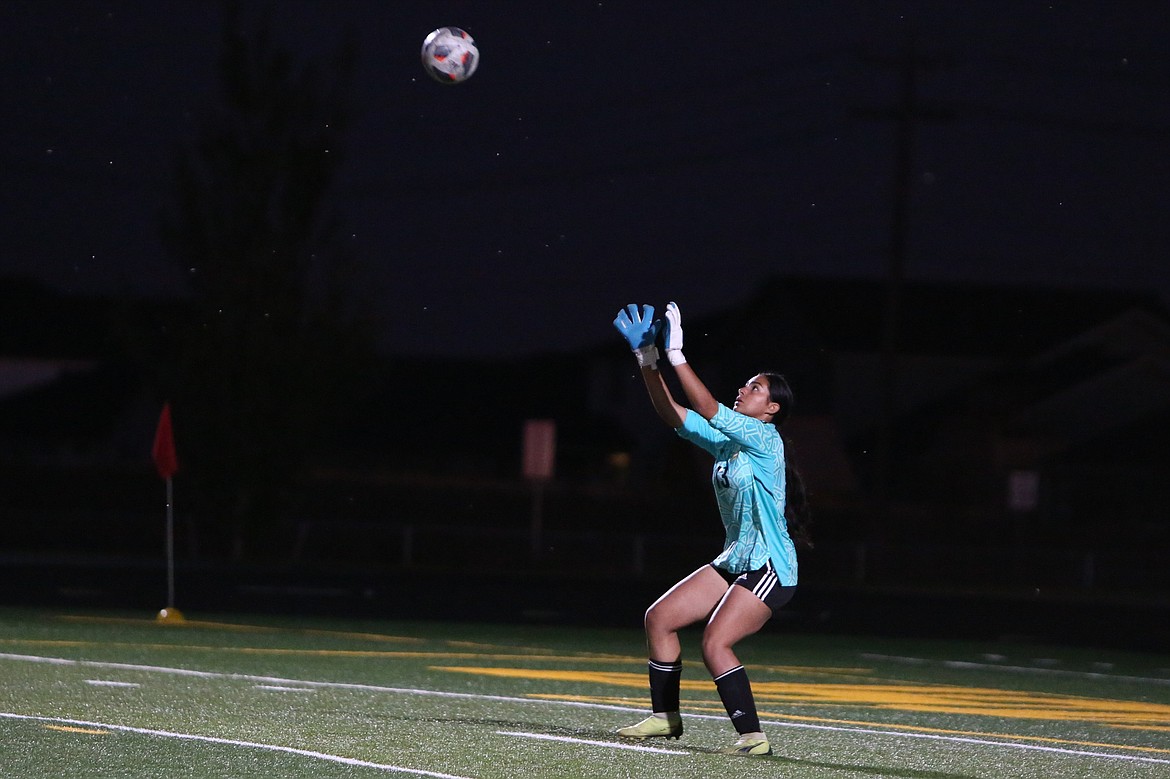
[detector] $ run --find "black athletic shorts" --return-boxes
[712,560,796,614]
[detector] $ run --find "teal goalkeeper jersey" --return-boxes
[677,404,797,585]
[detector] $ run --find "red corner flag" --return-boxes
[152,403,179,480]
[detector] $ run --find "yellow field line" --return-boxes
[21,615,1170,760]
[529,691,1170,758]
[52,615,653,658]
[55,615,425,644]
[0,638,641,664]
[437,666,1170,736]
[5,651,1168,766]
[9,637,882,684]
[42,724,110,735]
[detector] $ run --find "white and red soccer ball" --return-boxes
[421,27,479,85]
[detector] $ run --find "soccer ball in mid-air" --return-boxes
[421,27,479,84]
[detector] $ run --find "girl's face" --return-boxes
[732,374,780,421]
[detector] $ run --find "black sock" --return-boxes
[648,658,682,713]
[713,665,761,734]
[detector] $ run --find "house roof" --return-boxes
[885,303,1170,464]
[737,275,1168,359]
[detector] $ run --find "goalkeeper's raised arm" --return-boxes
[662,301,720,421]
[613,303,685,429]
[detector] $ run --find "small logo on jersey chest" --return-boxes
[715,463,730,488]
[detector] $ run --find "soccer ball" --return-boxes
[420,27,479,84]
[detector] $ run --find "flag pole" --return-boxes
[153,402,184,624]
[165,474,176,609]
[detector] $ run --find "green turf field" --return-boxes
[1,607,1168,778]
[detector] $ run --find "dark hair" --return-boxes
[760,372,813,550]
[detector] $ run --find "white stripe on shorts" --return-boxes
[752,561,779,603]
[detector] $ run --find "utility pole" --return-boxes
[855,33,952,566]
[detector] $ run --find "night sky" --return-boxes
[3,1,1168,358]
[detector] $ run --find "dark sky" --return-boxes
[3,1,1168,358]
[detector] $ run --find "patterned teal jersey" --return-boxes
[677,404,797,585]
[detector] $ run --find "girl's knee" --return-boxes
[700,628,726,663]
[644,602,672,635]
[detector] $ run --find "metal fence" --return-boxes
[288,518,1170,597]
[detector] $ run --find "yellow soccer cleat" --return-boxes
[616,713,683,740]
[719,734,772,756]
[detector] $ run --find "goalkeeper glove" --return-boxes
[613,304,661,369]
[663,301,686,366]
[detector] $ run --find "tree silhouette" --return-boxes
[160,3,372,559]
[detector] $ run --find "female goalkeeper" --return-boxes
[612,301,811,758]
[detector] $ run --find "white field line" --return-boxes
[0,711,477,779]
[84,679,140,688]
[497,730,687,754]
[764,718,1170,766]
[1,651,1169,767]
[859,653,1170,686]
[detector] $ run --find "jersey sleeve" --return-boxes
[708,403,776,455]
[675,408,729,457]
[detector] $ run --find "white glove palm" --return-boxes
[664,301,686,366]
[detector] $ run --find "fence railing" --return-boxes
[289,518,1170,596]
[1,502,1164,597]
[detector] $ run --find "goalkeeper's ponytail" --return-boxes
[761,372,814,550]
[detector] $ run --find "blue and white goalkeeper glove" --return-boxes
[663,301,686,366]
[613,304,661,369]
